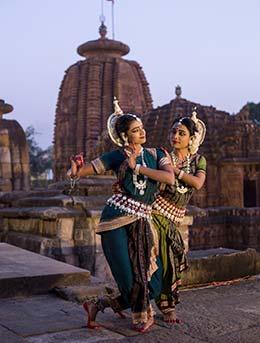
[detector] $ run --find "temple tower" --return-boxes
[53,23,153,180]
[0,100,30,191]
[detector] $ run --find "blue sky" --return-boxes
[1,0,260,148]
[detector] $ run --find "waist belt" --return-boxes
[152,195,186,223]
[107,193,152,220]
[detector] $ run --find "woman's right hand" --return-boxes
[66,152,84,179]
[66,159,78,179]
[124,147,138,170]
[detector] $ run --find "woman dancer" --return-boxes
[67,99,174,333]
[152,108,207,323]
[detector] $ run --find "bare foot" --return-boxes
[163,309,179,323]
[133,317,154,333]
[83,301,101,329]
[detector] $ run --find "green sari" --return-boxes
[152,153,207,313]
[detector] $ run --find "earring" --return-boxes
[121,133,129,146]
[188,139,193,151]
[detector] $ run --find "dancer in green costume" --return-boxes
[67,99,174,333]
[152,108,207,323]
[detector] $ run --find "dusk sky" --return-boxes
[1,0,260,148]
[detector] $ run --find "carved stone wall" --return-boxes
[143,97,260,208]
[189,207,260,251]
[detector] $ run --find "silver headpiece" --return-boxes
[107,97,140,147]
[189,107,206,154]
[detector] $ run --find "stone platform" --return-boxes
[1,243,260,342]
[183,247,260,286]
[0,277,259,342]
[0,243,90,298]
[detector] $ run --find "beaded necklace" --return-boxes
[132,148,147,195]
[171,152,191,194]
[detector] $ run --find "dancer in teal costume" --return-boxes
[67,99,174,333]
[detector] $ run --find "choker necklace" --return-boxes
[132,148,147,195]
[171,152,191,194]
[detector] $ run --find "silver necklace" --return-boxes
[171,152,191,194]
[132,149,147,195]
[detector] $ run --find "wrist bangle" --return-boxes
[134,164,141,175]
[178,170,184,180]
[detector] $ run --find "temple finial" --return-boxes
[175,85,182,98]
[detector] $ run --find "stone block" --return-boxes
[0,130,10,146]
[182,248,257,286]
[1,162,12,177]
[0,147,11,163]
[42,220,57,237]
[9,147,21,163]
[74,228,83,241]
[57,218,74,240]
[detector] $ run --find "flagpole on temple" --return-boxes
[111,0,115,39]
[106,0,115,39]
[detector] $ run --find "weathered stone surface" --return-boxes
[53,284,115,303]
[1,277,259,342]
[0,326,25,343]
[0,206,84,219]
[182,248,258,286]
[0,243,90,298]
[144,99,260,208]
[189,206,260,250]
[26,328,124,343]
[0,108,30,192]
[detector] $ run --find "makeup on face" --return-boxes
[127,120,146,144]
[170,123,190,148]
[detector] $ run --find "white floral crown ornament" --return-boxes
[107,97,124,147]
[107,97,141,147]
[189,107,206,154]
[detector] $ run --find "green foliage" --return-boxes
[248,102,260,125]
[25,126,53,179]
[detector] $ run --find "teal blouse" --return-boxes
[91,148,168,222]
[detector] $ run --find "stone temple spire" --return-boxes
[53,23,153,180]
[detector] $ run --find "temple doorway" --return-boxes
[243,179,257,207]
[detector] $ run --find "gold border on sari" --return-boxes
[91,158,106,175]
[96,215,138,233]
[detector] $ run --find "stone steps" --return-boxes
[11,194,108,210]
[0,243,90,298]
[50,176,116,196]
[0,206,98,272]
[0,206,84,219]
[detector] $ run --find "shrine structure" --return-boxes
[0,100,30,192]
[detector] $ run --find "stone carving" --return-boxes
[143,95,260,208]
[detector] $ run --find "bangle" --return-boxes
[178,170,184,180]
[134,164,141,175]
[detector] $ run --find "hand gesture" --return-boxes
[124,146,138,170]
[67,152,84,178]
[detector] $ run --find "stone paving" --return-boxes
[0,276,259,343]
